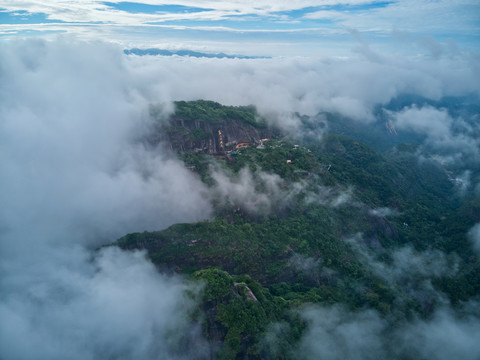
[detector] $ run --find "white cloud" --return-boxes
[210,166,303,215]
[0,38,212,359]
[0,0,478,56]
[298,305,387,360]
[296,304,480,360]
[0,247,210,359]
[303,10,347,20]
[121,49,479,123]
[0,1,392,21]
[393,105,452,138]
[337,0,480,36]
[368,207,399,217]
[0,38,212,247]
[399,306,480,360]
[391,105,480,164]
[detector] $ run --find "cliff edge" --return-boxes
[152,100,280,154]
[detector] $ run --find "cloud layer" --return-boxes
[0,247,209,359]
[124,46,479,123]
[0,38,213,359]
[1,37,479,359]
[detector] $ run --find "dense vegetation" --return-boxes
[114,101,480,359]
[174,100,267,128]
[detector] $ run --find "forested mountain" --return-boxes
[111,100,480,359]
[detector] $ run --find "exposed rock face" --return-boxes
[157,117,279,154]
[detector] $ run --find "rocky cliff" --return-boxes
[149,100,280,154]
[162,117,278,154]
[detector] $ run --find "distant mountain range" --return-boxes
[124,48,269,59]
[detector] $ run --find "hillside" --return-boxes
[114,101,480,360]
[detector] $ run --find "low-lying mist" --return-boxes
[0,38,213,359]
[1,37,479,359]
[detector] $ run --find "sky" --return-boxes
[0,0,479,56]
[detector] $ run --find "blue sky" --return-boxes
[0,1,478,56]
